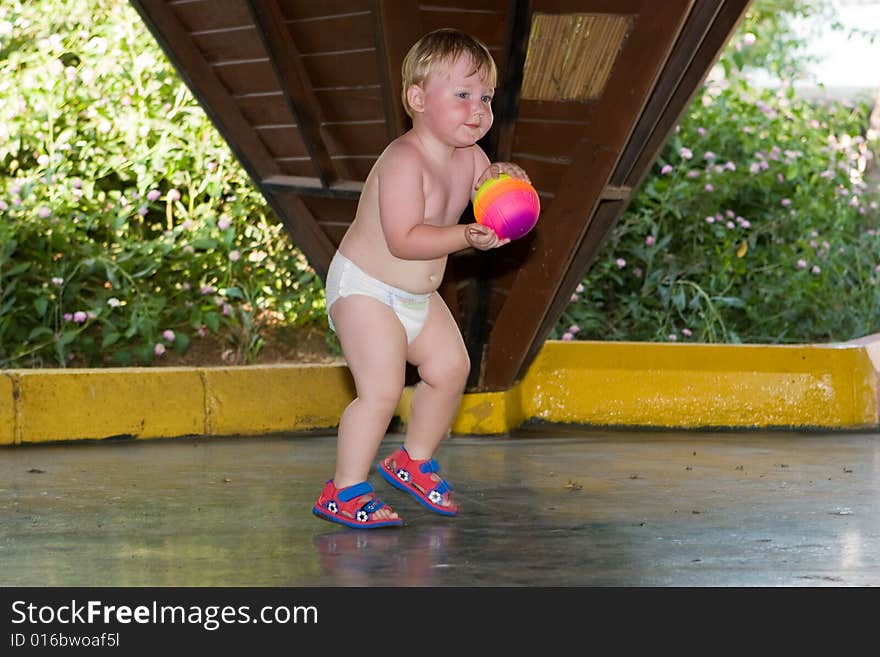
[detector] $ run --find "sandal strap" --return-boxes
[361,498,385,514]
[394,448,453,494]
[337,481,374,502]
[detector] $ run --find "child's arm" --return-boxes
[379,143,504,259]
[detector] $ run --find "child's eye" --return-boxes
[456,92,469,99]
[481,95,493,104]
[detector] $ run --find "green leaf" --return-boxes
[204,312,220,333]
[174,332,190,354]
[223,287,243,299]
[4,262,31,276]
[27,326,54,341]
[33,297,49,318]
[102,332,121,348]
[191,237,218,250]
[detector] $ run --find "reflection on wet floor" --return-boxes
[1,427,879,586]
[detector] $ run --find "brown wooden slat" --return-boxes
[247,0,344,186]
[512,122,583,159]
[315,87,385,122]
[256,126,308,159]
[213,60,278,95]
[276,160,322,177]
[276,0,371,19]
[236,93,297,124]
[322,121,388,157]
[170,0,252,32]
[287,13,376,53]
[193,27,264,63]
[332,157,377,179]
[420,0,507,10]
[303,51,381,87]
[419,8,508,47]
[263,175,363,199]
[480,0,694,391]
[372,0,423,141]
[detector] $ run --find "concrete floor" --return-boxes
[1,426,878,586]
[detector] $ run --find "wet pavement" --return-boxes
[1,426,878,586]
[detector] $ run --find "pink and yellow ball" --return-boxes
[473,174,541,241]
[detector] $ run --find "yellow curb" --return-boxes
[0,373,15,445]
[399,337,880,434]
[2,336,878,445]
[12,368,204,444]
[202,364,354,436]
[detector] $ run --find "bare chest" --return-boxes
[421,154,474,226]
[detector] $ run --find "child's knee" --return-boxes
[424,348,470,388]
[360,384,404,415]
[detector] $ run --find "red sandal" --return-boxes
[378,446,459,516]
[312,480,404,529]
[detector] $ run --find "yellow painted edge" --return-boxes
[0,372,15,445]
[2,336,878,445]
[517,338,880,431]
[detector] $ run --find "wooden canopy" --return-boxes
[130,0,752,392]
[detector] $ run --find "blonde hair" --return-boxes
[401,28,497,119]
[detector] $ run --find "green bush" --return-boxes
[0,0,326,367]
[554,2,880,344]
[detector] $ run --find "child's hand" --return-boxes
[465,223,510,250]
[475,162,531,190]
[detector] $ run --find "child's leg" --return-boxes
[403,292,470,463]
[330,294,408,520]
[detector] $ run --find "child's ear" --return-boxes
[406,84,425,114]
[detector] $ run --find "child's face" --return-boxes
[413,54,494,147]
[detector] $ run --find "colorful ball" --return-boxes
[473,174,541,241]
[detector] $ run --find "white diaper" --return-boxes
[325,252,432,344]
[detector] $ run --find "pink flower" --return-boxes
[796,259,807,269]
[660,164,673,175]
[679,147,693,160]
[154,343,166,356]
[167,189,181,202]
[645,235,655,246]
[229,250,241,262]
[633,267,643,279]
[562,333,573,341]
[682,328,693,337]
[615,258,626,269]
[73,311,87,323]
[146,189,161,201]
[667,334,678,341]
[38,207,51,218]
[781,198,792,207]
[217,215,232,230]
[162,330,175,342]
[705,184,714,192]
[811,265,821,274]
[705,216,715,224]
[569,324,581,334]
[576,284,584,293]
[197,325,207,337]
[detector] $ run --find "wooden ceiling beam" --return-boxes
[371,0,423,141]
[479,0,694,392]
[485,0,533,163]
[262,175,363,199]
[622,0,754,189]
[246,0,345,187]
